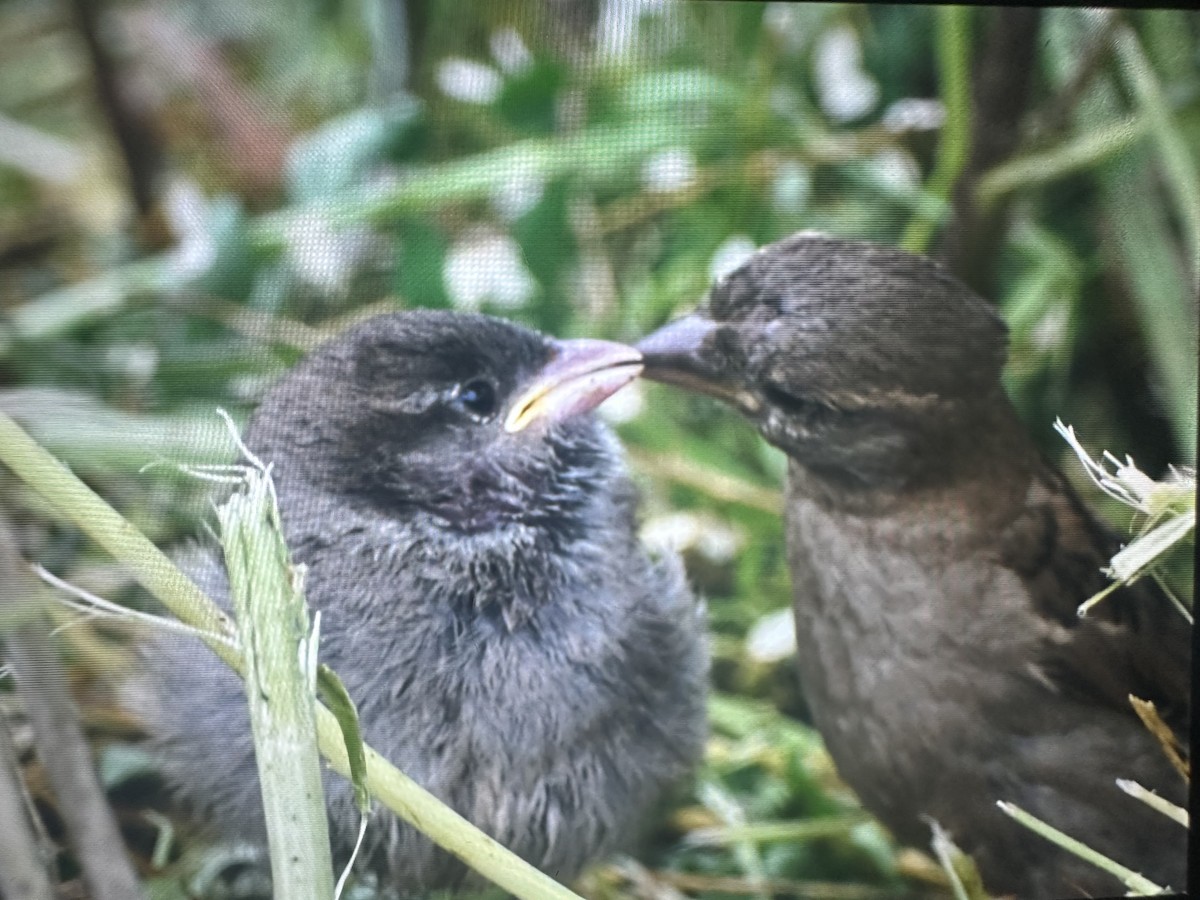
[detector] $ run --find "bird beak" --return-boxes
[504,339,644,433]
[636,314,761,414]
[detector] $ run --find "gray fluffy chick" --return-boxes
[135,310,709,893]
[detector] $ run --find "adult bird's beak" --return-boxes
[636,314,761,414]
[504,339,644,433]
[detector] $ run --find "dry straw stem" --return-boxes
[0,410,584,900]
[926,819,989,900]
[684,815,869,848]
[1055,420,1195,620]
[1129,696,1190,782]
[1115,780,1188,828]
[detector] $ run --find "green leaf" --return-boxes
[513,179,576,333]
[196,196,258,301]
[286,100,423,204]
[97,743,160,790]
[318,662,371,814]
[497,61,566,134]
[395,220,451,308]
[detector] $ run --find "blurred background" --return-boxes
[0,2,1196,898]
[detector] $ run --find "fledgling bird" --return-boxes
[137,310,709,892]
[636,232,1190,899]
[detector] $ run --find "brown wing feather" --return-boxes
[1000,458,1191,736]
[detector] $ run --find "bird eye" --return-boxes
[763,382,837,426]
[455,378,498,419]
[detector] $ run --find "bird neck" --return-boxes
[787,398,1039,523]
[274,465,626,633]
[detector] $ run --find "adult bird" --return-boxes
[137,310,709,892]
[636,232,1190,899]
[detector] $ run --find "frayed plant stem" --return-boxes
[217,455,334,899]
[1056,420,1194,618]
[1150,573,1192,625]
[32,564,236,647]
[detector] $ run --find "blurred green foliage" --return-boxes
[0,1,1196,898]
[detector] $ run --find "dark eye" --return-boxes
[455,378,498,419]
[763,381,837,427]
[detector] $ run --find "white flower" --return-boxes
[640,510,744,563]
[882,98,946,132]
[165,180,216,277]
[491,169,545,221]
[490,27,533,74]
[105,342,158,381]
[813,25,879,122]
[868,148,920,192]
[597,0,673,58]
[436,57,503,104]
[284,212,378,295]
[745,607,797,663]
[642,148,696,193]
[443,229,536,310]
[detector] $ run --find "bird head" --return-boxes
[637,232,1010,488]
[247,310,642,535]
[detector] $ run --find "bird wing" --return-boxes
[997,458,1191,738]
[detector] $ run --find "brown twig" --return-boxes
[118,8,291,203]
[66,0,162,218]
[0,714,56,900]
[0,511,145,900]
